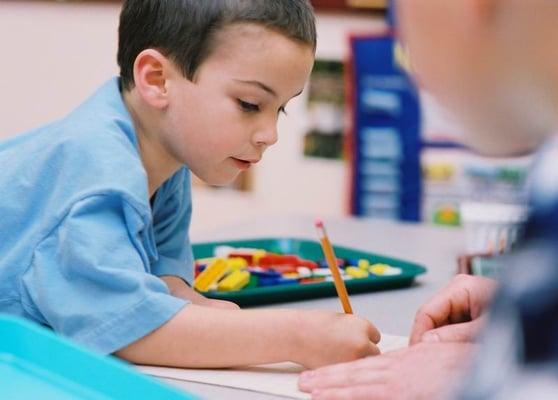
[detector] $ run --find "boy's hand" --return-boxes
[292,310,380,369]
[160,275,240,310]
[410,274,497,345]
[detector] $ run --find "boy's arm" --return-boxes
[160,275,239,310]
[115,305,380,369]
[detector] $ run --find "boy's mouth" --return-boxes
[231,157,259,171]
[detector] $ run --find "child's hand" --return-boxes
[160,275,240,310]
[291,310,380,369]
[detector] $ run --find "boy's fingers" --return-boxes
[420,318,485,344]
[367,323,382,344]
[366,342,381,357]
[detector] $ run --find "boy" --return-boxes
[299,0,558,398]
[0,0,380,369]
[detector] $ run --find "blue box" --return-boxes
[0,315,196,399]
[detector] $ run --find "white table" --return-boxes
[159,216,466,399]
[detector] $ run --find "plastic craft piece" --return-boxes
[369,263,390,275]
[297,267,312,279]
[248,268,282,279]
[194,259,229,292]
[218,270,250,292]
[358,259,370,270]
[270,265,298,274]
[326,275,353,282]
[226,257,249,270]
[258,277,299,287]
[382,266,403,276]
[318,258,345,269]
[369,263,403,276]
[259,255,317,270]
[346,266,369,279]
[215,246,265,260]
[312,269,333,277]
[300,277,326,284]
[228,249,267,265]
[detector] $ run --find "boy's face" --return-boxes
[397,0,556,157]
[161,23,314,185]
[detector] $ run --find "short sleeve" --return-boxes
[151,168,194,284]
[20,194,188,355]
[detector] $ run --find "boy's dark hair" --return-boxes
[117,0,317,90]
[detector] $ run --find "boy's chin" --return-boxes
[196,171,241,187]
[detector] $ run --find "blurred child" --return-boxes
[299,0,558,398]
[0,0,380,369]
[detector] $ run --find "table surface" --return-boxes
[157,215,467,400]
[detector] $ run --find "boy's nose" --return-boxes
[252,124,278,147]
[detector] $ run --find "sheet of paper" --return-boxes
[137,334,408,399]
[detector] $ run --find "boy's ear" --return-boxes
[133,49,171,109]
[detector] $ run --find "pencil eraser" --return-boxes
[315,219,324,228]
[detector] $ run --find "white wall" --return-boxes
[0,2,120,136]
[0,3,386,235]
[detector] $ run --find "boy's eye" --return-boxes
[238,100,260,113]
[279,106,288,116]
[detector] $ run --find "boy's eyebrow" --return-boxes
[235,79,278,97]
[235,79,303,99]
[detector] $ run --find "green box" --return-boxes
[193,237,426,307]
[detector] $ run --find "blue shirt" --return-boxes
[0,78,192,354]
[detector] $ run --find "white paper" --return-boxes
[137,334,408,399]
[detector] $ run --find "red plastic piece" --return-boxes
[259,255,318,270]
[300,277,327,284]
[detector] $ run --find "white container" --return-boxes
[460,202,529,254]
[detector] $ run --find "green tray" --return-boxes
[193,238,426,307]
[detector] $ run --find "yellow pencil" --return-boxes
[315,219,353,314]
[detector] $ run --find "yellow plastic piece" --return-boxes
[253,250,267,264]
[196,257,218,265]
[358,259,370,270]
[282,272,300,280]
[346,267,369,279]
[369,263,390,276]
[218,270,250,292]
[194,259,229,292]
[227,257,248,270]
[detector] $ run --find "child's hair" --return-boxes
[117,0,317,90]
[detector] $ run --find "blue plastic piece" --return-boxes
[258,277,299,287]
[248,269,282,279]
[0,315,197,400]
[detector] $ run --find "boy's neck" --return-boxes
[122,89,182,197]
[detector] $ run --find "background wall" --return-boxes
[0,2,385,236]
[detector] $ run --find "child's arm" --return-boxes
[115,304,380,369]
[160,275,240,310]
